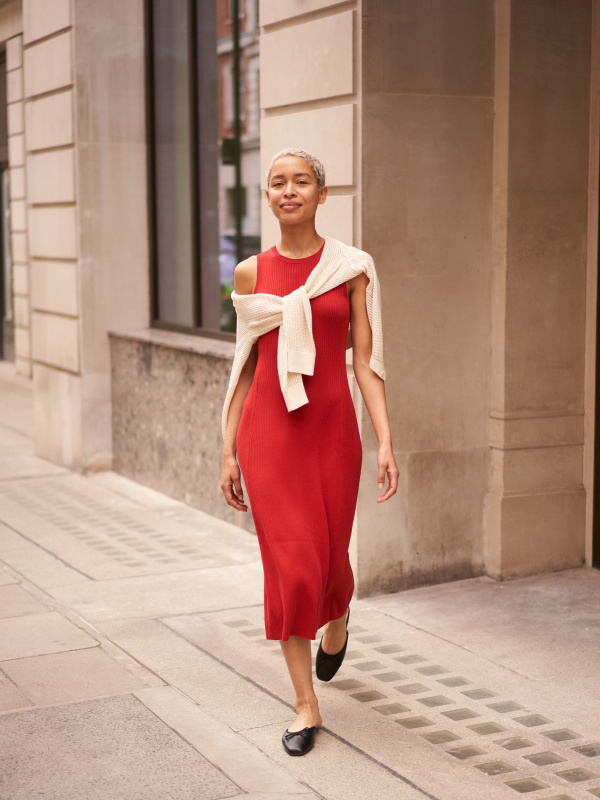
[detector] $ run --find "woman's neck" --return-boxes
[277,227,324,260]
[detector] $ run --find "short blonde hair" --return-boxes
[266,148,326,191]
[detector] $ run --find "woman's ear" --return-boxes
[266,188,271,207]
[318,186,328,205]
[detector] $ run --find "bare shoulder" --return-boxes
[234,255,258,295]
[346,271,369,295]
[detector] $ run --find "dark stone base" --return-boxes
[109,330,254,532]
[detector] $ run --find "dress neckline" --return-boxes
[272,242,325,264]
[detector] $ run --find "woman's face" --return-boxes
[266,156,327,226]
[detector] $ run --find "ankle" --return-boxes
[295,696,318,714]
[327,609,349,627]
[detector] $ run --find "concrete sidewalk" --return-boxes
[1,360,600,800]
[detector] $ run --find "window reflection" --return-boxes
[147,0,260,334]
[217,0,260,332]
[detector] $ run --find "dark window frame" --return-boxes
[144,0,235,343]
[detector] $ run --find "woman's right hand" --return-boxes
[221,453,248,512]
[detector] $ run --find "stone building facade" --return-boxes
[1,0,598,597]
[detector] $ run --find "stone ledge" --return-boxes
[108,327,235,362]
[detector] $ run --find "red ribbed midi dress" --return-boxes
[236,244,362,641]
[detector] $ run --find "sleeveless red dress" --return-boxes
[236,244,362,641]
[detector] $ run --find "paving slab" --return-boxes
[366,569,600,702]
[51,562,264,621]
[0,694,241,800]
[0,669,33,712]
[1,647,160,705]
[0,582,50,618]
[100,616,217,671]
[0,522,90,589]
[135,686,315,796]
[0,610,97,661]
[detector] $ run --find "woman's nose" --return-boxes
[283,183,296,197]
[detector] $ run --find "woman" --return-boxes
[221,148,398,756]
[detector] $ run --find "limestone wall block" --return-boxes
[11,231,27,263]
[10,166,25,199]
[24,31,72,97]
[24,0,71,44]
[10,199,26,231]
[8,133,24,166]
[12,264,29,296]
[260,12,354,108]
[7,101,23,135]
[484,489,585,578]
[32,311,80,373]
[7,68,22,103]
[31,260,78,317]
[25,89,74,151]
[490,444,583,495]
[27,149,75,204]
[28,206,77,259]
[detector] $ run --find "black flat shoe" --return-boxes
[315,607,350,682]
[282,726,316,756]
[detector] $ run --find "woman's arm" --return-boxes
[348,273,399,503]
[220,256,258,512]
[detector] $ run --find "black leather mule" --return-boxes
[315,607,350,682]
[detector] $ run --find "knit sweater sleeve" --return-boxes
[221,289,286,439]
[220,302,253,440]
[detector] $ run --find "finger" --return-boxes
[221,483,247,511]
[231,486,248,511]
[377,462,386,489]
[377,470,399,503]
[233,476,244,502]
[229,494,248,511]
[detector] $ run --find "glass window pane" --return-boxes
[216,0,261,333]
[151,0,195,327]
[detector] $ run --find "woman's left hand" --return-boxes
[377,443,399,503]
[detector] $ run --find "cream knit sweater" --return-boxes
[221,237,386,438]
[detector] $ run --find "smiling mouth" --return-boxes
[281,203,300,209]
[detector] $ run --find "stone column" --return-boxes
[24,0,80,464]
[23,0,149,470]
[357,0,495,595]
[485,0,590,577]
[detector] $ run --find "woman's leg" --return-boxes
[280,636,323,731]
[321,608,349,655]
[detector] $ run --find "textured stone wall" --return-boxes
[110,331,253,533]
